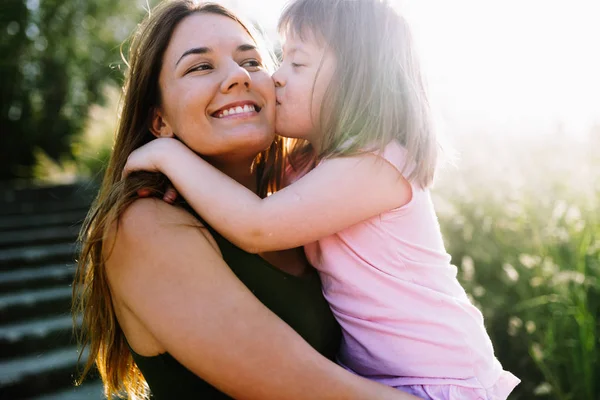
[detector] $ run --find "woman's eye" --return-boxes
[188,64,212,73]
[241,59,262,69]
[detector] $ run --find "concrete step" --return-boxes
[0,225,81,249]
[0,200,93,219]
[0,183,96,217]
[0,346,87,399]
[0,210,88,232]
[0,264,75,293]
[29,380,106,400]
[0,182,100,399]
[0,314,81,359]
[0,287,72,324]
[0,181,88,199]
[0,243,77,270]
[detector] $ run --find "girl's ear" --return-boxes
[150,107,175,138]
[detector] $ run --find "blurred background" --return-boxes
[0,0,598,399]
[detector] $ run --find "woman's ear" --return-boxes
[150,107,175,138]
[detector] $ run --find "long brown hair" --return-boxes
[279,0,438,188]
[72,2,283,399]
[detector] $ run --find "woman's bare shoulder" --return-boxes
[104,198,221,267]
[122,197,202,228]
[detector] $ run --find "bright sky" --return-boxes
[219,0,600,137]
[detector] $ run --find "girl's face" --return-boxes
[272,32,336,144]
[154,13,276,164]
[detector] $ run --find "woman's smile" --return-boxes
[212,100,262,119]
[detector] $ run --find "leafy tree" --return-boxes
[0,0,149,181]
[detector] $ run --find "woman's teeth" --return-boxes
[217,104,256,118]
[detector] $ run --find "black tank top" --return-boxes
[129,222,341,399]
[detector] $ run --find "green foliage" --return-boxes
[0,0,148,181]
[31,85,118,184]
[434,131,600,399]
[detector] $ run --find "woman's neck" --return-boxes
[206,155,312,277]
[208,157,258,194]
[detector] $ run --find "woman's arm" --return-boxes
[106,198,417,400]
[124,138,411,253]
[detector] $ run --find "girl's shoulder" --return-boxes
[376,140,412,177]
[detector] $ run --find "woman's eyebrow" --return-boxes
[175,44,257,66]
[176,47,211,66]
[237,44,257,53]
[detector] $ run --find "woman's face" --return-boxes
[154,13,276,163]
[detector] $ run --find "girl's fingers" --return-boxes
[163,186,178,204]
[136,187,176,204]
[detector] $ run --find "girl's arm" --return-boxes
[106,198,418,400]
[124,138,411,253]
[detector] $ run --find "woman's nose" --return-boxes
[220,62,251,93]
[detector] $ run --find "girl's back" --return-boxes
[304,141,514,394]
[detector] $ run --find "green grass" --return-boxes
[434,130,599,399]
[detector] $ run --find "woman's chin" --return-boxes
[224,128,276,157]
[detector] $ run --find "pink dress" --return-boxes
[303,141,519,399]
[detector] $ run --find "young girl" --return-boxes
[124,0,519,398]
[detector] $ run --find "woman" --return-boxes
[73,2,417,399]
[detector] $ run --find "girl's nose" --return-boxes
[272,68,285,87]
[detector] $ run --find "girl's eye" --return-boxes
[291,63,303,68]
[188,63,212,73]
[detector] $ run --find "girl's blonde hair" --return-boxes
[279,0,438,188]
[72,2,284,399]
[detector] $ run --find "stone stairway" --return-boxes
[0,182,105,399]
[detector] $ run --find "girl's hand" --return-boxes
[137,185,179,204]
[124,138,185,204]
[122,137,183,179]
